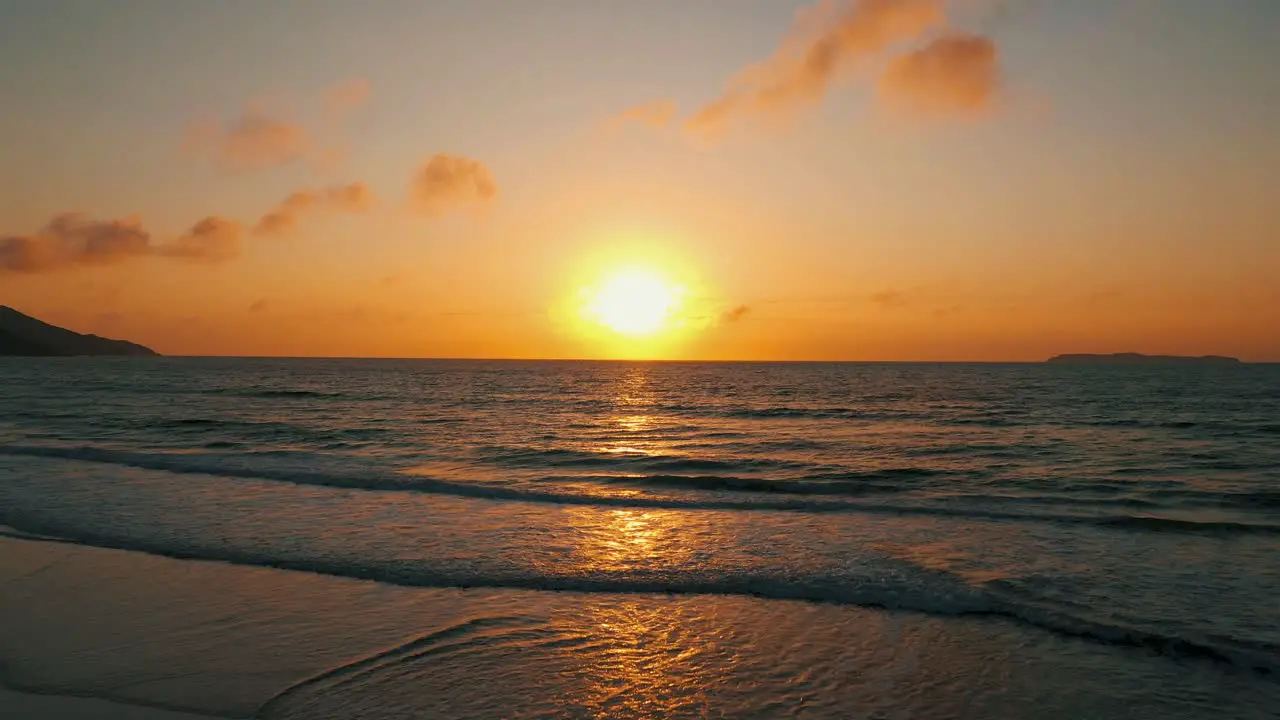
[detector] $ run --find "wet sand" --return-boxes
[0,687,215,720]
[2,535,1276,719]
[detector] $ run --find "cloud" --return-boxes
[254,182,375,236]
[1,213,151,272]
[157,217,243,263]
[249,299,269,313]
[720,305,752,323]
[323,182,375,211]
[186,113,313,171]
[870,288,968,315]
[185,80,375,175]
[610,99,678,131]
[870,289,909,308]
[252,200,307,237]
[324,79,372,115]
[408,154,498,217]
[2,213,241,273]
[683,0,947,141]
[614,0,1012,142]
[878,32,1001,117]
[316,79,374,172]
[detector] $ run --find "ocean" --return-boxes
[1,358,1278,719]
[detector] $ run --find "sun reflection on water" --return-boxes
[574,601,717,719]
[613,366,656,408]
[565,502,706,576]
[543,366,725,716]
[587,510,661,568]
[586,366,681,469]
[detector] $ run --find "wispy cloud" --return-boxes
[185,113,313,172]
[1,214,151,272]
[316,79,375,171]
[407,154,499,217]
[870,289,909,308]
[254,182,375,237]
[684,0,946,141]
[614,0,1008,143]
[185,79,374,173]
[1,213,241,273]
[720,304,752,323]
[156,217,244,263]
[610,99,678,131]
[878,32,1001,117]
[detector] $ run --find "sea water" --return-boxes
[1,358,1277,718]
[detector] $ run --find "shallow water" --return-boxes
[1,358,1278,717]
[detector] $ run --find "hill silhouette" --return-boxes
[0,306,158,356]
[1047,353,1240,365]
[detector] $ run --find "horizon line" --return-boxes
[62,354,1274,365]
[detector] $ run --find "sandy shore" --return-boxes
[0,687,215,720]
[0,536,468,718]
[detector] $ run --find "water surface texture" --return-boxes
[1,358,1278,718]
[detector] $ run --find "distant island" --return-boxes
[0,306,158,357]
[1047,353,1241,365]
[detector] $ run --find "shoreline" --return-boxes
[4,535,1279,718]
[0,687,220,720]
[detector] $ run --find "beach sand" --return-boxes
[0,536,484,718]
[0,687,214,720]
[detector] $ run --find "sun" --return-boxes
[581,266,685,337]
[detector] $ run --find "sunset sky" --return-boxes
[1,0,1277,360]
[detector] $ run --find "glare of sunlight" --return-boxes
[580,266,686,337]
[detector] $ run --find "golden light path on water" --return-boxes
[553,366,717,718]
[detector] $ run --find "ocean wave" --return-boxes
[1097,515,1280,535]
[1081,419,1203,430]
[3,444,1278,538]
[597,471,930,496]
[479,445,818,474]
[1080,418,1280,436]
[147,416,310,434]
[674,438,831,453]
[965,492,1160,510]
[1,514,1275,676]
[1232,491,1280,508]
[719,407,866,420]
[685,406,1280,436]
[140,417,391,446]
[217,388,344,399]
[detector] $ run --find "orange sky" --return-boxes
[2,0,1277,360]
